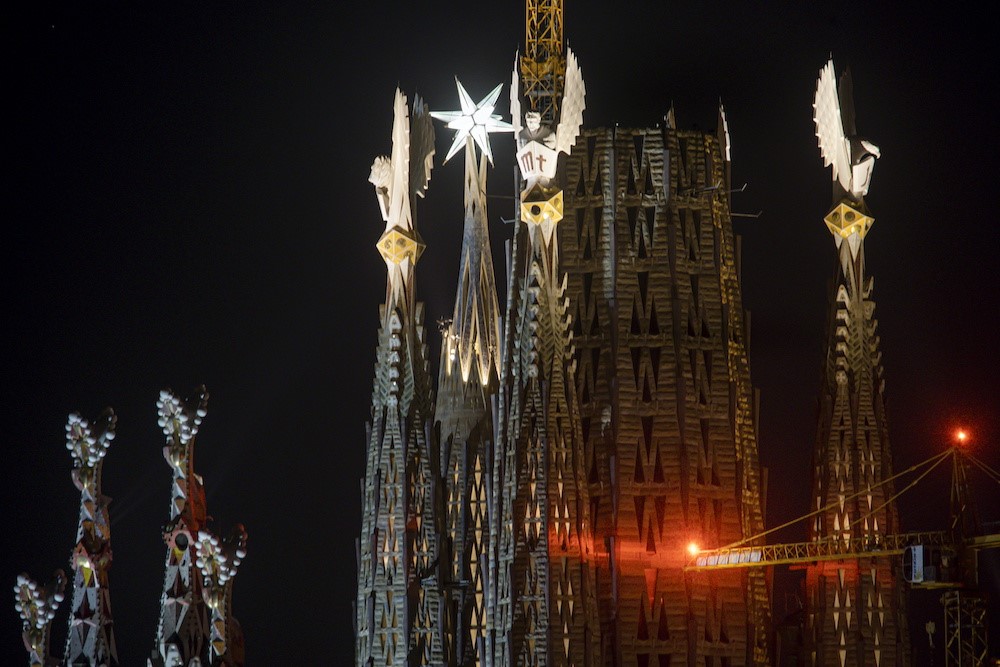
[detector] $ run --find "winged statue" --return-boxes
[509,46,586,185]
[368,89,436,228]
[813,58,880,203]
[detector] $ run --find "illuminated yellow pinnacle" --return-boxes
[520,183,564,225]
[824,200,874,240]
[376,226,426,265]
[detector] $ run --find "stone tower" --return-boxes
[355,89,445,667]
[492,3,602,662]
[805,59,909,667]
[559,110,770,665]
[436,136,503,667]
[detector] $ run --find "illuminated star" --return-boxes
[431,79,513,165]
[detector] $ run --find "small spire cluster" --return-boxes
[13,388,248,667]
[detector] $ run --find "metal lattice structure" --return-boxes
[805,58,909,667]
[942,591,987,667]
[355,89,444,667]
[521,0,565,125]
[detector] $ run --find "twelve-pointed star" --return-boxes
[431,79,513,165]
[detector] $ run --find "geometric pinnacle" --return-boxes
[824,200,874,241]
[376,226,426,265]
[156,386,209,446]
[65,410,116,473]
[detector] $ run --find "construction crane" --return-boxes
[685,433,1000,666]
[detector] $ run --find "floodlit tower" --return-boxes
[355,89,443,667]
[493,2,601,663]
[151,387,248,667]
[64,410,119,667]
[807,58,909,666]
[431,80,509,667]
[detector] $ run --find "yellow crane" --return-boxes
[685,436,1000,665]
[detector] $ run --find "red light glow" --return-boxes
[687,542,700,557]
[955,429,969,445]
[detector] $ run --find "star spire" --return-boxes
[431,79,514,165]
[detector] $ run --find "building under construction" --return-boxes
[355,1,773,664]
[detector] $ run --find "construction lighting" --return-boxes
[687,542,700,557]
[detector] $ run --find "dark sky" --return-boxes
[4,2,999,664]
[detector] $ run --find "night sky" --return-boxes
[4,2,999,664]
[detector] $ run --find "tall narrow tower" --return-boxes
[436,137,503,667]
[151,387,248,667]
[64,410,119,667]
[355,89,444,667]
[431,78,510,667]
[807,59,909,667]
[494,2,601,663]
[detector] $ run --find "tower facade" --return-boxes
[356,3,772,664]
[64,410,119,667]
[492,10,600,662]
[436,137,503,667]
[151,387,248,667]
[805,60,909,667]
[355,90,444,667]
[559,115,770,665]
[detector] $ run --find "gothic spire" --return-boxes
[64,410,119,667]
[356,89,444,667]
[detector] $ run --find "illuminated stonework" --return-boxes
[355,3,773,666]
[824,199,874,241]
[356,90,443,667]
[519,183,563,225]
[376,225,426,265]
[806,58,909,667]
[14,393,247,667]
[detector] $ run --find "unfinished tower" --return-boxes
[806,59,909,667]
[558,107,770,664]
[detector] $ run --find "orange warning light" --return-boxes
[687,542,700,557]
[955,430,969,445]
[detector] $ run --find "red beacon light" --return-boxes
[955,429,969,446]
[687,542,700,557]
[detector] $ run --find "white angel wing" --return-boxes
[385,88,411,230]
[813,58,851,193]
[555,47,586,155]
[509,54,522,136]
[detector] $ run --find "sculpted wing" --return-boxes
[813,58,852,194]
[510,54,523,136]
[838,67,857,137]
[555,47,586,155]
[409,94,436,199]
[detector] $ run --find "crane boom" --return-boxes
[685,530,952,571]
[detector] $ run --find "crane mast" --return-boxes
[521,0,564,125]
[686,445,1000,666]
